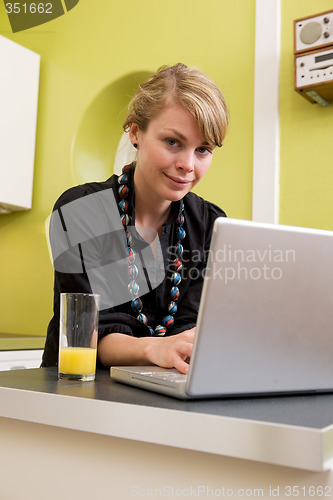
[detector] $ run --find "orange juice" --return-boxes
[59,347,97,375]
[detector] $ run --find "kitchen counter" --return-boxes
[2,367,333,500]
[0,333,45,350]
[1,367,333,472]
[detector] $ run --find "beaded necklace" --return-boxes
[118,164,186,336]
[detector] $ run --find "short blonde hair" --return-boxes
[123,63,229,147]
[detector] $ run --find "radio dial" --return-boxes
[324,31,330,39]
[323,17,330,24]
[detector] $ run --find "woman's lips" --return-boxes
[164,173,192,187]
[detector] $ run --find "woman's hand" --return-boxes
[145,327,196,374]
[98,327,196,374]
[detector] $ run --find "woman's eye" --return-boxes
[197,147,212,155]
[166,138,180,147]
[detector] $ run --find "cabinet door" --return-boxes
[0,35,40,213]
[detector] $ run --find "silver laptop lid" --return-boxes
[186,218,333,397]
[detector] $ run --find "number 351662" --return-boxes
[5,3,53,14]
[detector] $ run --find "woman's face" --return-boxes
[130,100,215,204]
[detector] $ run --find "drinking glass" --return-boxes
[58,293,100,381]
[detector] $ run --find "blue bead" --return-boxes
[175,242,183,256]
[162,315,174,328]
[119,199,128,213]
[118,173,128,185]
[128,280,139,296]
[171,272,181,286]
[120,213,130,227]
[173,258,182,272]
[155,325,167,336]
[129,264,138,279]
[137,313,148,325]
[125,231,133,246]
[177,214,184,225]
[168,301,177,315]
[170,286,180,301]
[131,297,142,313]
[118,185,129,198]
[176,226,186,241]
[126,247,135,263]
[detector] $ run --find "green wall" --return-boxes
[280,0,333,230]
[0,0,255,336]
[2,0,332,339]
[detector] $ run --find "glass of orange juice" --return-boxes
[58,293,100,381]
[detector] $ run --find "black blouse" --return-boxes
[42,165,226,367]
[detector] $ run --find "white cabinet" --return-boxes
[0,350,43,371]
[0,35,40,213]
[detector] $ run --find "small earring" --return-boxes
[133,143,138,149]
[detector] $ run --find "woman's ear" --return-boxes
[128,123,140,147]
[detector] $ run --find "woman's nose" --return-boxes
[175,150,194,172]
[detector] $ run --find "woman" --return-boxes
[42,63,229,374]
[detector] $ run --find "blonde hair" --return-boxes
[123,63,229,147]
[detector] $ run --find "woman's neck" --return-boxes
[133,168,172,235]
[134,192,171,240]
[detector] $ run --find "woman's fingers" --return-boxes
[147,329,195,373]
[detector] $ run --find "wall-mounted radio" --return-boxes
[294,10,333,106]
[294,10,333,54]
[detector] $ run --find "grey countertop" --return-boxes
[1,367,333,471]
[1,367,333,428]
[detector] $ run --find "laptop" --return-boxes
[110,218,333,399]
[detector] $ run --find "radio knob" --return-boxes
[324,31,330,38]
[323,17,330,24]
[300,62,305,67]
